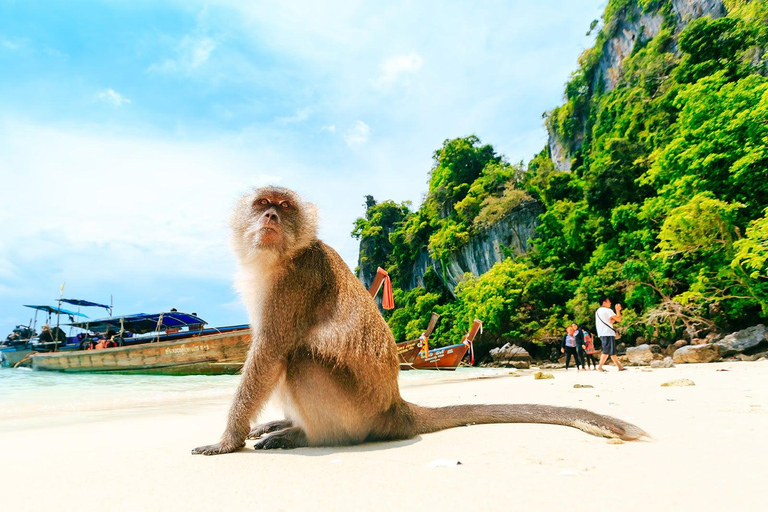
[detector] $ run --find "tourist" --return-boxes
[595,296,625,372]
[560,324,583,371]
[582,328,598,370]
[572,323,587,368]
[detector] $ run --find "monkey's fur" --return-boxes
[192,186,646,455]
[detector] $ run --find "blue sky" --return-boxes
[0,0,606,336]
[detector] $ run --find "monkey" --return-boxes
[192,186,646,455]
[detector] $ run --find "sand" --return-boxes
[1,361,766,511]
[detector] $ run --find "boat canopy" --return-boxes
[24,305,89,318]
[69,311,207,334]
[60,298,111,311]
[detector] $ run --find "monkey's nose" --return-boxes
[263,210,280,224]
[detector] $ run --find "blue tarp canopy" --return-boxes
[60,298,111,311]
[68,311,207,334]
[24,305,89,318]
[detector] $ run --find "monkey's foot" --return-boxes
[253,427,308,450]
[191,442,245,456]
[247,419,293,439]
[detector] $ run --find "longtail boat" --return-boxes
[396,312,440,370]
[26,311,251,375]
[1,299,109,367]
[412,319,482,370]
[366,268,439,370]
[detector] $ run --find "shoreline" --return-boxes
[1,361,766,511]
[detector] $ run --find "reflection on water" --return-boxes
[0,366,509,432]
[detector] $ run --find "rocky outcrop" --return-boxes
[548,128,573,172]
[597,8,664,93]
[650,356,675,368]
[626,344,654,365]
[410,201,544,294]
[597,0,725,93]
[551,0,726,170]
[673,344,720,363]
[672,0,726,27]
[715,324,767,357]
[489,343,531,369]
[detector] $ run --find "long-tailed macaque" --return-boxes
[192,186,646,455]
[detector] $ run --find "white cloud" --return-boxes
[97,88,131,107]
[373,52,424,89]
[343,121,370,147]
[321,124,336,133]
[148,35,218,75]
[1,38,21,51]
[275,107,310,125]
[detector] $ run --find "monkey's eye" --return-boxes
[257,198,269,206]
[279,201,291,209]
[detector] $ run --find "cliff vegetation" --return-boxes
[353,0,768,359]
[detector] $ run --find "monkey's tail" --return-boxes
[408,402,647,441]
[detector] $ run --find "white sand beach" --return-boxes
[1,361,766,512]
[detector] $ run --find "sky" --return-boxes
[0,0,606,336]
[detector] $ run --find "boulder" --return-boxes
[490,343,531,369]
[616,342,627,355]
[650,357,675,368]
[673,339,689,350]
[715,324,767,357]
[626,344,653,365]
[690,338,707,345]
[672,344,720,364]
[649,344,662,354]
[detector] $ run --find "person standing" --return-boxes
[561,325,583,371]
[582,329,598,370]
[572,323,587,369]
[595,296,625,372]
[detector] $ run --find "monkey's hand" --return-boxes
[191,441,245,456]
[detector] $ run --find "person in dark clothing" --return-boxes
[572,323,587,367]
[560,325,584,371]
[38,325,54,344]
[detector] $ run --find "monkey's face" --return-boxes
[231,186,318,262]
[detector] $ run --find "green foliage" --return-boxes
[353,2,768,353]
[474,185,532,229]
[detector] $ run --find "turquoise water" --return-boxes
[0,366,507,432]
[0,367,241,432]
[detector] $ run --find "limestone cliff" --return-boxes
[549,0,726,172]
[408,201,544,295]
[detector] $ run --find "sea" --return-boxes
[0,366,506,433]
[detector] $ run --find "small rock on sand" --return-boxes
[661,379,696,387]
[534,371,554,380]
[573,384,594,388]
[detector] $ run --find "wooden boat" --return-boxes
[412,319,482,371]
[28,311,251,375]
[0,345,34,368]
[30,326,250,375]
[396,312,440,370]
[1,299,114,367]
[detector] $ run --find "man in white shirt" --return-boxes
[595,296,626,372]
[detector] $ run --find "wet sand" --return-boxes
[1,361,765,511]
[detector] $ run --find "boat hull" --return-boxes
[396,339,423,370]
[30,328,251,375]
[411,342,469,371]
[0,347,34,368]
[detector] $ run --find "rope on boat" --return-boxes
[14,351,38,368]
